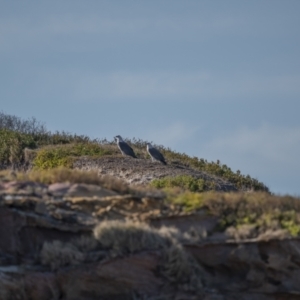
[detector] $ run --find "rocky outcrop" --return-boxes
[73,156,237,191]
[0,180,300,299]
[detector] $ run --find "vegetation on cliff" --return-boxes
[0,111,268,192]
[151,175,214,192]
[167,191,300,237]
[1,167,299,238]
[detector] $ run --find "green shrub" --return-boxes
[279,211,300,237]
[168,192,205,212]
[33,143,113,169]
[0,129,36,165]
[151,175,212,193]
[161,150,268,192]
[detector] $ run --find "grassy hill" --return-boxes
[0,111,268,192]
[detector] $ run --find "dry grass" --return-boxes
[225,225,291,241]
[40,220,204,293]
[0,167,130,194]
[94,220,204,291]
[93,220,168,255]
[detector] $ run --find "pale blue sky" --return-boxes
[1,1,300,195]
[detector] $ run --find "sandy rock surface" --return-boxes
[74,156,237,191]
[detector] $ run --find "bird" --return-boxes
[114,135,137,158]
[146,143,167,165]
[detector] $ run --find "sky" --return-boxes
[1,1,300,195]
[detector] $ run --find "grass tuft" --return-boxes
[93,220,168,255]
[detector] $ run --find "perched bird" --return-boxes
[114,135,137,158]
[146,143,167,165]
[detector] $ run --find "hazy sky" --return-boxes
[1,1,300,195]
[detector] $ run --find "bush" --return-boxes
[168,192,205,212]
[40,220,204,293]
[161,149,268,192]
[0,111,47,135]
[93,220,204,288]
[33,143,113,169]
[0,129,36,166]
[150,175,213,192]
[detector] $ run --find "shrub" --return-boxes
[0,129,36,166]
[150,175,214,192]
[162,151,268,192]
[167,192,205,212]
[40,220,204,293]
[0,111,47,135]
[93,220,168,255]
[33,143,114,169]
[93,220,204,289]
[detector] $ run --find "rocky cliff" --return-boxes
[0,174,300,300]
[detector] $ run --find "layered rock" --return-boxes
[0,180,299,300]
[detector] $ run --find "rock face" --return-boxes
[73,156,237,191]
[0,180,300,300]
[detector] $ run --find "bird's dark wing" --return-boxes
[119,141,137,158]
[149,148,166,164]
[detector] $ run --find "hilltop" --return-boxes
[0,111,268,193]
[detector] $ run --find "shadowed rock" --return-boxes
[0,180,300,299]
